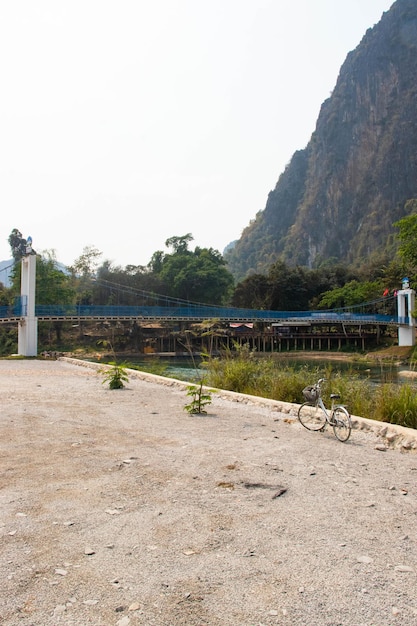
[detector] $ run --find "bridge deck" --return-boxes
[0,303,408,326]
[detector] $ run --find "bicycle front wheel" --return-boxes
[298,402,327,431]
[332,406,352,442]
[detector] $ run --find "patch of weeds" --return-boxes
[97,339,129,390]
[101,362,129,389]
[184,381,214,414]
[179,330,214,415]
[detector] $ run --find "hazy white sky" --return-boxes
[0,0,393,269]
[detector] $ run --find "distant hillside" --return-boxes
[0,258,69,288]
[225,0,417,281]
[0,260,15,288]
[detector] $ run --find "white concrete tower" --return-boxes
[18,237,38,356]
[397,277,416,347]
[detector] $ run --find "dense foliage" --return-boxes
[8,249,75,305]
[75,234,234,307]
[394,199,417,285]
[231,258,401,313]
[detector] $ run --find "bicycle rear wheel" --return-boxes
[298,402,327,431]
[332,406,352,442]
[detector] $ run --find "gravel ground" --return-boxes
[1,358,417,626]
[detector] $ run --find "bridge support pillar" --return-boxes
[397,281,415,347]
[18,247,38,357]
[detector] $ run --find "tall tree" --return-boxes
[69,246,102,305]
[69,245,102,278]
[35,250,75,305]
[165,234,193,254]
[267,262,310,311]
[317,280,383,310]
[9,249,73,300]
[93,260,165,305]
[149,237,234,304]
[394,199,417,283]
[8,228,29,261]
[231,274,271,309]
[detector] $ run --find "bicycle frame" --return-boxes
[317,394,342,421]
[316,396,332,422]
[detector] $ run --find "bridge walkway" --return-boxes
[0,303,406,326]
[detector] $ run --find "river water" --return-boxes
[125,354,417,386]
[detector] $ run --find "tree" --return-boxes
[8,228,30,261]
[394,200,417,281]
[159,247,233,304]
[149,237,234,304]
[69,246,102,305]
[165,234,193,254]
[69,245,102,278]
[35,250,75,305]
[231,274,271,309]
[147,250,165,274]
[93,260,165,306]
[8,249,74,300]
[267,262,310,311]
[317,280,383,309]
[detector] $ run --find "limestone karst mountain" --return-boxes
[225,0,417,281]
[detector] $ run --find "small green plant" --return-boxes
[101,361,129,389]
[179,329,214,414]
[97,339,129,389]
[184,381,213,414]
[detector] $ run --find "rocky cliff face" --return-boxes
[225,0,417,280]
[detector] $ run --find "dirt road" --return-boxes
[1,358,417,626]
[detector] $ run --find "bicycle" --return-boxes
[298,378,352,442]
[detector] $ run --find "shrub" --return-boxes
[373,383,417,429]
[100,362,129,389]
[184,381,214,414]
[97,340,129,389]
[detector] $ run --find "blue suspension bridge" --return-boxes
[0,291,405,325]
[0,253,415,355]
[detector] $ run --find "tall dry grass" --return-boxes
[203,348,417,429]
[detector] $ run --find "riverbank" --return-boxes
[1,358,417,625]
[269,346,415,363]
[275,349,417,379]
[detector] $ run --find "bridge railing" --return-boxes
[0,303,24,318]
[28,304,404,324]
[0,303,407,325]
